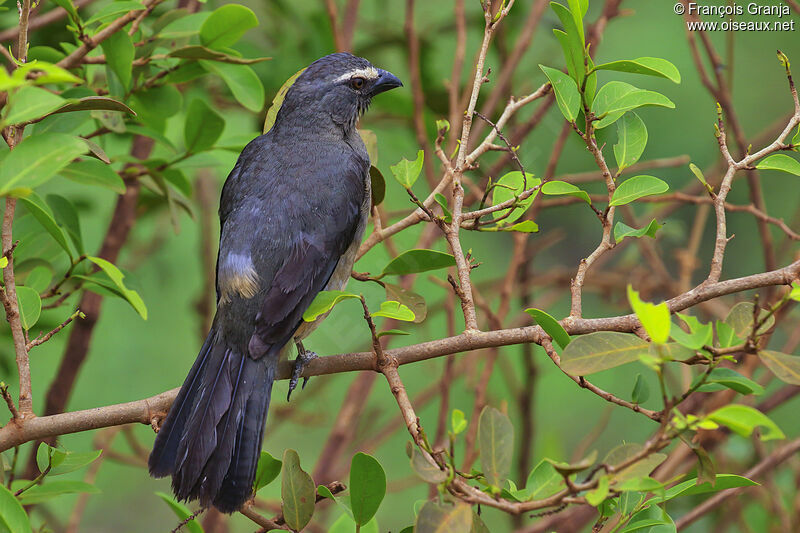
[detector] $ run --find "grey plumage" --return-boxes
[149,53,402,512]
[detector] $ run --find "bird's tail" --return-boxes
[148,326,277,513]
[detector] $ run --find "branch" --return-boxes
[3,260,797,452]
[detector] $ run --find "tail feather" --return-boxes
[148,334,215,477]
[148,327,277,512]
[213,363,274,512]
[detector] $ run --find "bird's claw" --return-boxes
[287,347,318,401]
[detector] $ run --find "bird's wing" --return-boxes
[248,194,364,357]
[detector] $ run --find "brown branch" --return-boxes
[1,0,34,419]
[2,260,797,452]
[26,309,83,350]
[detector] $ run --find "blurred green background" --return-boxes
[2,0,799,531]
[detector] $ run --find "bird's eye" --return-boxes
[350,77,365,90]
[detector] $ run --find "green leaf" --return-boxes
[415,501,472,533]
[87,256,147,319]
[540,180,590,204]
[724,302,775,338]
[525,308,570,349]
[199,61,264,112]
[755,153,800,175]
[596,91,674,129]
[434,193,452,223]
[716,320,738,348]
[263,68,305,133]
[100,31,134,89]
[376,329,409,338]
[491,171,541,224]
[627,285,670,344]
[560,331,648,375]
[253,451,282,492]
[24,267,52,293]
[604,444,666,483]
[593,57,681,83]
[592,82,675,129]
[409,448,447,484]
[281,449,315,531]
[184,99,225,153]
[0,133,88,195]
[614,219,661,242]
[451,409,467,435]
[689,162,711,190]
[168,46,268,65]
[0,484,32,533]
[586,475,610,506]
[620,505,675,533]
[539,65,581,122]
[759,350,800,385]
[51,0,82,28]
[614,112,648,172]
[524,460,565,500]
[789,281,800,301]
[370,166,386,207]
[158,12,210,39]
[590,81,637,128]
[651,474,758,503]
[707,404,785,441]
[37,446,101,477]
[478,406,514,487]
[19,193,73,258]
[302,290,359,322]
[380,249,456,277]
[329,514,378,533]
[545,450,597,475]
[695,367,764,395]
[384,282,427,323]
[390,150,424,189]
[47,194,83,255]
[550,3,585,85]
[15,480,99,504]
[610,175,669,206]
[3,86,65,126]
[670,314,712,349]
[501,220,539,233]
[51,96,135,116]
[200,4,258,50]
[35,441,66,475]
[371,301,415,322]
[15,60,82,86]
[631,373,650,404]
[155,492,204,533]
[60,159,125,194]
[16,286,42,330]
[349,452,386,525]
[85,1,145,25]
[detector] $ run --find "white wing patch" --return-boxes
[218,252,260,304]
[334,67,379,83]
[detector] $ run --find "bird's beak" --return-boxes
[370,69,403,96]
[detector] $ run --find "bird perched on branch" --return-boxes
[149,53,402,512]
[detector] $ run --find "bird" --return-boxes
[148,52,402,513]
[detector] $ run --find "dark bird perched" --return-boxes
[148,53,402,513]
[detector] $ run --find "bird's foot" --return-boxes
[288,343,318,401]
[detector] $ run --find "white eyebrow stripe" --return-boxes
[333,67,379,83]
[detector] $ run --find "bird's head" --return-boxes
[276,53,403,134]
